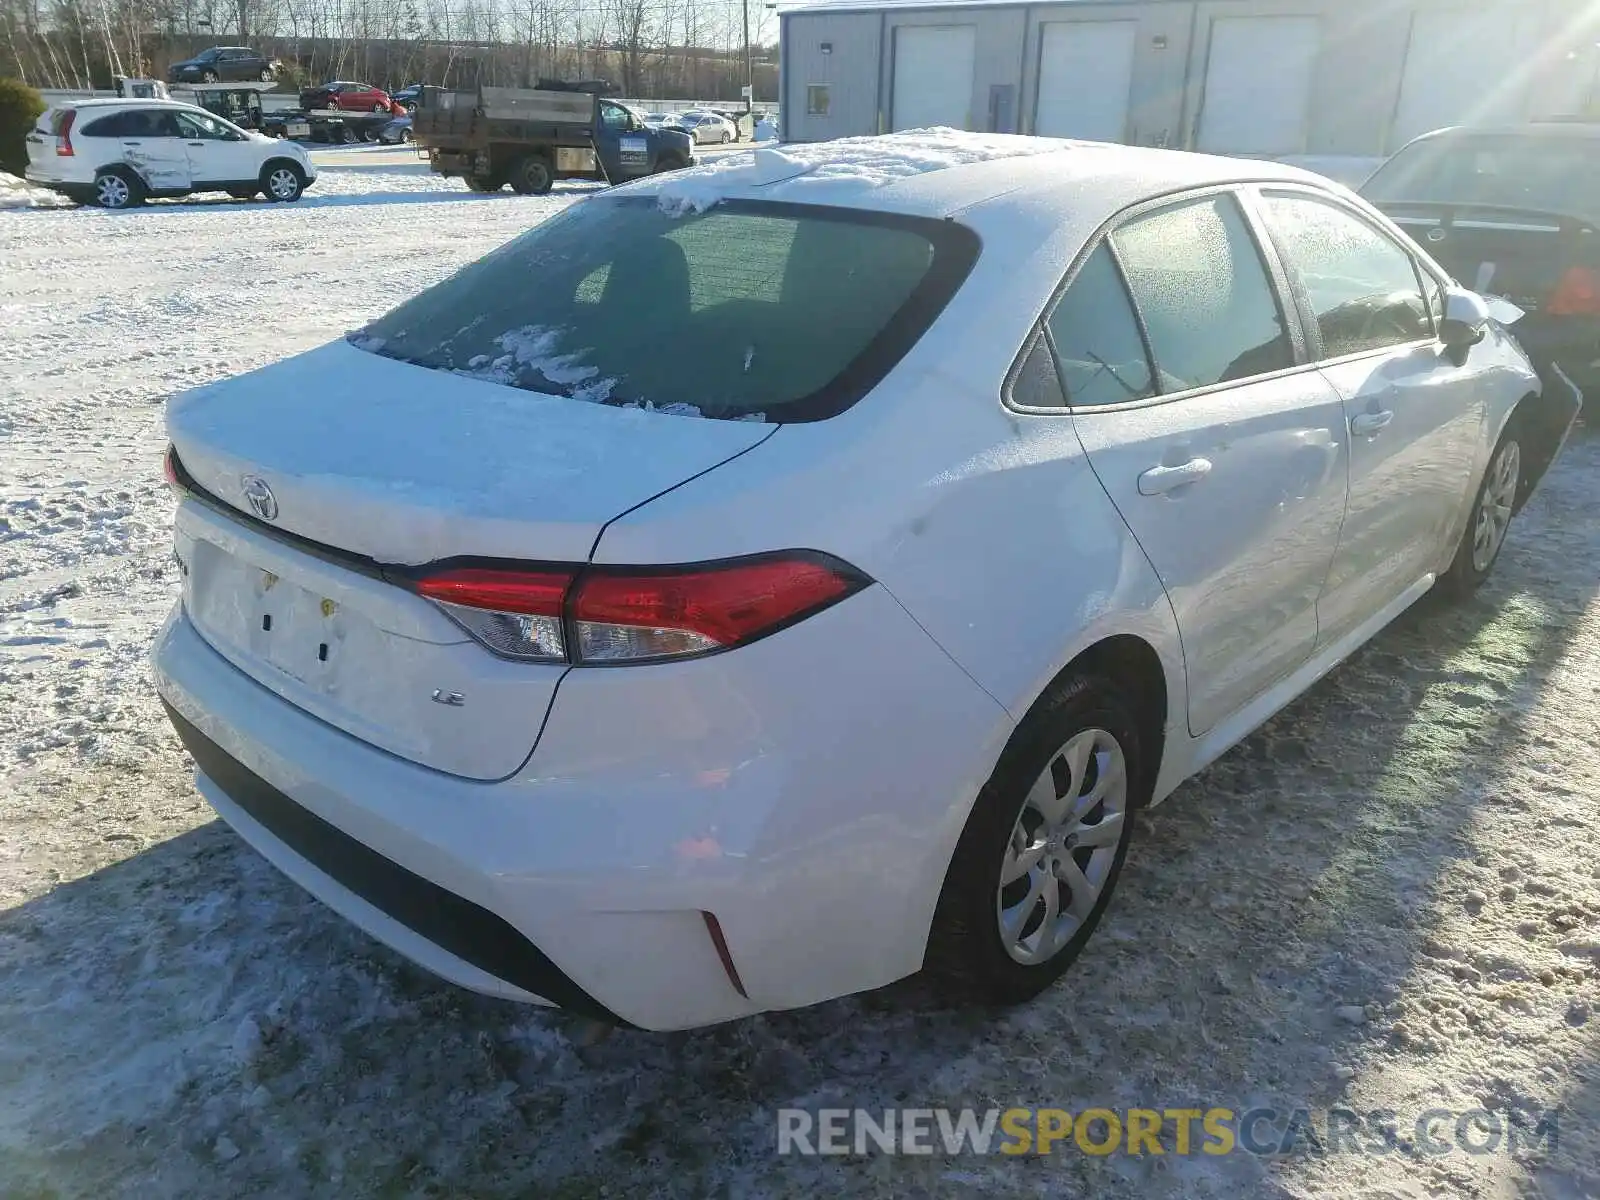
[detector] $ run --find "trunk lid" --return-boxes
[168,338,774,779]
[24,111,63,181]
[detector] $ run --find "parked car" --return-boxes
[389,84,427,110]
[1362,120,1600,406]
[168,46,274,84]
[377,115,413,144]
[675,110,736,144]
[23,99,316,208]
[153,132,1577,1032]
[300,81,394,114]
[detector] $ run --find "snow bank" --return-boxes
[0,170,70,209]
[655,127,1073,215]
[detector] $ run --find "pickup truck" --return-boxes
[412,85,695,194]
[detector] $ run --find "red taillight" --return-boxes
[1547,266,1600,316]
[570,556,862,663]
[162,444,183,490]
[415,568,572,616]
[410,554,866,665]
[55,110,75,157]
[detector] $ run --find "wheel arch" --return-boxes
[259,155,305,179]
[1019,633,1171,812]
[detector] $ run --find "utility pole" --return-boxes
[742,0,753,113]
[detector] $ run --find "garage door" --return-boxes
[1196,16,1321,155]
[1390,9,1531,150]
[892,25,976,131]
[1034,20,1138,142]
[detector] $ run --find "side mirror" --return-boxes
[1439,287,1490,364]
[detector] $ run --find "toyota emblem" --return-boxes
[241,475,279,522]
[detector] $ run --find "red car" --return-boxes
[300,81,394,113]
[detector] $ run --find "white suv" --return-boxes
[24,99,317,209]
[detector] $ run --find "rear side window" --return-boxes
[1044,244,1155,407]
[1110,195,1293,391]
[1259,192,1432,359]
[1364,135,1600,217]
[354,198,979,422]
[79,112,128,137]
[80,109,169,138]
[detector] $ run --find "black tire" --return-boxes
[721,129,731,144]
[400,128,414,145]
[259,68,274,82]
[260,161,305,202]
[1435,420,1524,601]
[508,154,554,196]
[653,152,688,175]
[924,672,1146,1006]
[91,168,143,210]
[201,70,219,83]
[373,102,388,113]
[339,125,358,144]
[464,174,502,193]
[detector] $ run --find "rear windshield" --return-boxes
[1364,134,1600,218]
[351,197,978,422]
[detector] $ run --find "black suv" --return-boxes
[168,47,274,84]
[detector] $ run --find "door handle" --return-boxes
[1351,410,1395,436]
[187,141,206,147]
[122,140,142,146]
[1138,457,1213,496]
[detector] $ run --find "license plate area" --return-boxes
[185,537,356,695]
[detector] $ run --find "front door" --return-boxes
[171,109,258,185]
[1055,193,1349,735]
[1254,189,1484,642]
[596,102,651,180]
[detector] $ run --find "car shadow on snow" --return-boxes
[3,432,1598,1198]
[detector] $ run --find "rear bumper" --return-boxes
[153,584,1011,1030]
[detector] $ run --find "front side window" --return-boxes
[600,103,630,131]
[174,111,233,140]
[353,198,978,422]
[1044,244,1155,407]
[1260,192,1431,359]
[1110,194,1294,391]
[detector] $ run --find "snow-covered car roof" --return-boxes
[635,128,1339,223]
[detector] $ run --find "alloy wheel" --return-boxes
[1472,440,1520,573]
[95,174,131,209]
[996,727,1128,966]
[267,168,300,200]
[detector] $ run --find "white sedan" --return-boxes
[153,131,1577,1031]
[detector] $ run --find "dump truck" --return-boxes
[412,84,695,194]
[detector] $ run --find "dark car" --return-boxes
[1361,121,1600,403]
[390,84,427,110]
[168,46,274,84]
[300,81,396,114]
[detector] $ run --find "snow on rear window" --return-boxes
[351,196,976,422]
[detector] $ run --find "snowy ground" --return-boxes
[2,159,1598,1199]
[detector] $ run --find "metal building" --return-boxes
[778,0,1600,157]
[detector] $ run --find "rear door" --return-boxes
[122,109,193,190]
[1059,190,1350,736]
[1254,187,1483,642]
